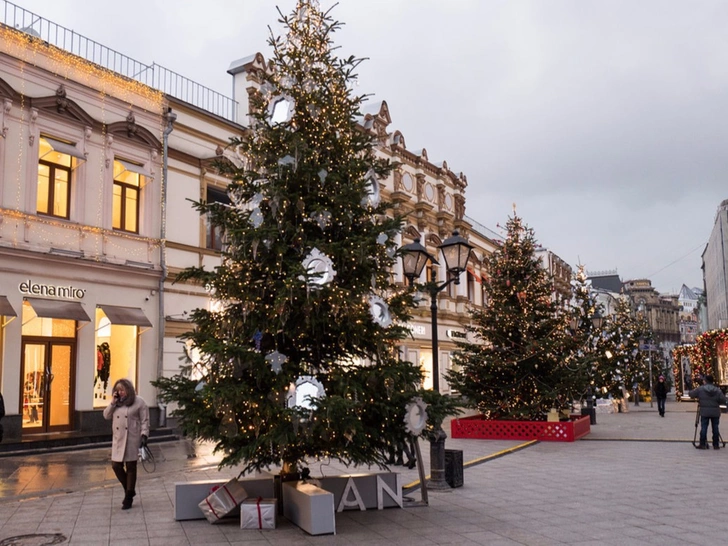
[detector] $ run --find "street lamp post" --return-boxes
[400,230,473,491]
[572,311,605,425]
[586,311,605,425]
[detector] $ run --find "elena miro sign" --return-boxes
[19,279,86,300]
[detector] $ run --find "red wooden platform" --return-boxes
[451,414,590,442]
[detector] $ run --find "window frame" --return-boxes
[112,160,143,234]
[37,154,72,220]
[112,176,141,234]
[205,186,230,251]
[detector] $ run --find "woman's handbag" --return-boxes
[139,444,156,472]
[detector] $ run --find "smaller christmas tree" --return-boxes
[593,299,651,401]
[564,265,608,405]
[448,213,572,420]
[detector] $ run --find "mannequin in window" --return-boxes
[96,342,112,395]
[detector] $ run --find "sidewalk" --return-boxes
[0,398,720,545]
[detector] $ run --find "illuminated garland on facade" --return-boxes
[672,328,728,397]
[0,207,162,249]
[0,26,163,110]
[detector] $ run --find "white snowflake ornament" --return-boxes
[268,95,295,125]
[265,350,288,375]
[369,295,392,328]
[299,248,336,289]
[404,398,428,435]
[361,170,381,208]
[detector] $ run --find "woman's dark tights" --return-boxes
[112,461,137,498]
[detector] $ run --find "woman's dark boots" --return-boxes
[121,489,136,510]
[113,461,137,509]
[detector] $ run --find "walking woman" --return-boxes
[103,378,149,509]
[655,375,668,417]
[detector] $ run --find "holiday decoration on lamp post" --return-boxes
[400,230,473,490]
[153,0,427,476]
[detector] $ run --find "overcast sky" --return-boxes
[17,0,728,294]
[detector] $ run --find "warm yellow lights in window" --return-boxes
[38,137,73,168]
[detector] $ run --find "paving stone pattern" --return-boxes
[0,398,721,545]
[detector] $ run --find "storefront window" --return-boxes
[94,308,139,408]
[21,302,76,431]
[22,302,75,337]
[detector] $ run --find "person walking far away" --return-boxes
[103,379,149,509]
[0,390,5,443]
[689,374,726,450]
[655,375,668,417]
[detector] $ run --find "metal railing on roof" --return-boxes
[1,0,238,122]
[465,215,503,242]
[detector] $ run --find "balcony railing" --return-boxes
[1,0,238,122]
[465,215,503,243]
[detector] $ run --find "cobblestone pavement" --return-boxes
[0,398,719,545]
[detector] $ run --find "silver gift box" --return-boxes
[198,478,248,523]
[240,497,277,530]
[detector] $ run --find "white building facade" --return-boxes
[702,200,728,330]
[0,20,167,440]
[0,6,498,443]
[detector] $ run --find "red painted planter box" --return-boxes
[451,414,590,442]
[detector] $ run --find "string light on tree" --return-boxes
[153,0,457,476]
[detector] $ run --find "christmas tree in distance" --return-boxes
[154,0,427,475]
[448,213,573,420]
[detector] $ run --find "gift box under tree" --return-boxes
[198,478,248,524]
[241,497,277,530]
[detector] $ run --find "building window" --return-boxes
[206,186,230,250]
[466,271,475,303]
[37,137,77,219]
[93,308,139,408]
[113,160,143,233]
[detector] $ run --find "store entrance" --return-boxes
[21,340,75,432]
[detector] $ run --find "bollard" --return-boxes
[427,427,450,490]
[158,403,167,427]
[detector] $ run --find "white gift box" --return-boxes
[198,478,248,524]
[241,497,277,530]
[282,481,335,535]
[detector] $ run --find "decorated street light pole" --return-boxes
[400,230,473,491]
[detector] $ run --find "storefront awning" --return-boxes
[0,295,17,317]
[98,304,153,327]
[26,298,91,321]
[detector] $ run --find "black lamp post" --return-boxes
[571,310,606,425]
[400,230,473,490]
[585,310,604,425]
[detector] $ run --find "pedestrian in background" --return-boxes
[689,374,726,450]
[103,379,149,509]
[0,390,5,443]
[655,375,668,417]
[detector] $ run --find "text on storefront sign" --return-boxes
[19,280,86,299]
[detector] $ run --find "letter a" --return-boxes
[337,477,365,512]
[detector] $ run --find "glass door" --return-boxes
[21,340,74,432]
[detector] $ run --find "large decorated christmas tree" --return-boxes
[154,0,425,474]
[448,213,573,420]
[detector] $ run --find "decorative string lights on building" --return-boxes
[672,329,728,398]
[0,24,166,262]
[0,26,164,110]
[0,208,161,262]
